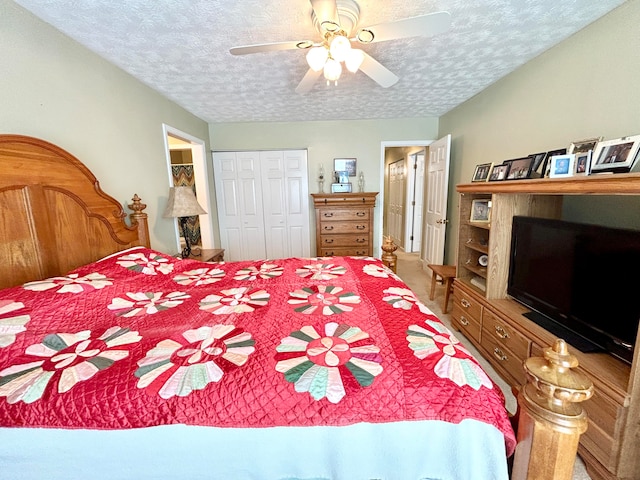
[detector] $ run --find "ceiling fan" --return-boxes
[229,0,451,94]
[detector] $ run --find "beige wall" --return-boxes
[0,0,210,253]
[439,0,640,264]
[209,119,439,254]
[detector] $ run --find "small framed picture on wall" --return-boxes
[333,158,357,176]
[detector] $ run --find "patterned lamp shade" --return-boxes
[163,186,206,218]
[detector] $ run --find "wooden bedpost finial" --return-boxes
[511,339,594,480]
[128,194,150,248]
[381,236,398,273]
[128,194,147,216]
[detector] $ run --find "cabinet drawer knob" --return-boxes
[461,299,471,308]
[459,316,469,326]
[356,250,366,255]
[356,212,366,217]
[324,239,334,244]
[495,325,509,339]
[323,213,334,217]
[356,238,365,243]
[324,226,334,230]
[493,347,508,362]
[356,225,365,230]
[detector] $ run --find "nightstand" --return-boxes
[185,248,225,262]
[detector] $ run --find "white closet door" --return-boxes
[388,160,405,247]
[212,151,266,261]
[260,150,310,259]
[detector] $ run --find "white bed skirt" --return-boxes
[0,419,509,480]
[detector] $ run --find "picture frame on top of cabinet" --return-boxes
[549,153,576,178]
[590,135,640,174]
[505,157,534,180]
[568,136,602,155]
[528,152,548,178]
[471,163,493,182]
[488,163,509,181]
[574,150,592,176]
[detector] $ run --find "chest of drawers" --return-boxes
[311,192,378,257]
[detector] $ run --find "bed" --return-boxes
[0,135,525,480]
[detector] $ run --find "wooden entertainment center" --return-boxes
[451,173,640,480]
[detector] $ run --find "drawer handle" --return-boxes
[356,238,365,243]
[356,212,366,217]
[356,225,366,230]
[461,299,471,308]
[459,316,469,326]
[494,325,509,339]
[323,213,334,217]
[323,226,334,230]
[356,250,366,255]
[493,347,508,362]
[324,239,334,244]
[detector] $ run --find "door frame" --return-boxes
[378,140,433,258]
[162,124,214,251]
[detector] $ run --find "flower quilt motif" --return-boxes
[0,300,30,348]
[295,263,347,280]
[108,291,190,317]
[362,263,400,281]
[288,285,360,315]
[0,326,141,404]
[233,263,284,281]
[382,287,431,314]
[135,324,255,399]
[199,287,270,315]
[173,267,225,286]
[406,320,493,391]
[275,322,383,403]
[116,252,174,275]
[23,273,112,294]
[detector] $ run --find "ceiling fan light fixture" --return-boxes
[345,48,364,73]
[296,40,314,49]
[323,57,342,82]
[306,46,329,71]
[356,28,374,44]
[329,34,351,62]
[321,20,340,33]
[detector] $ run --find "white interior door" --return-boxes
[388,160,405,247]
[422,135,451,265]
[404,150,426,253]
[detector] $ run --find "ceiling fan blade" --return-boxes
[356,11,451,44]
[309,0,339,32]
[295,68,323,94]
[230,41,313,56]
[358,52,399,88]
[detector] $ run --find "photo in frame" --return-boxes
[472,163,493,182]
[542,148,567,177]
[590,135,640,174]
[334,170,350,184]
[505,157,534,180]
[488,164,510,181]
[568,136,602,155]
[574,151,592,176]
[333,158,357,176]
[470,199,491,223]
[549,153,575,178]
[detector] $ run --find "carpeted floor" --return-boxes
[393,250,592,480]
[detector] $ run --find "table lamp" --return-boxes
[163,186,206,258]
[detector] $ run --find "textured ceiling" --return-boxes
[13,0,626,124]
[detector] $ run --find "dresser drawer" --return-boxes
[319,222,369,234]
[451,302,481,344]
[481,333,526,386]
[319,234,368,247]
[482,309,530,360]
[452,287,482,321]
[318,209,370,221]
[319,247,370,256]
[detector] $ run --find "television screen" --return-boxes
[507,216,640,364]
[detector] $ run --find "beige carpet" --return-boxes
[393,250,592,480]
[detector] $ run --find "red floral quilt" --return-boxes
[0,248,515,455]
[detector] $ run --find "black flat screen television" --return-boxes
[507,216,640,364]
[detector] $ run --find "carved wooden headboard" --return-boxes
[0,134,150,289]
